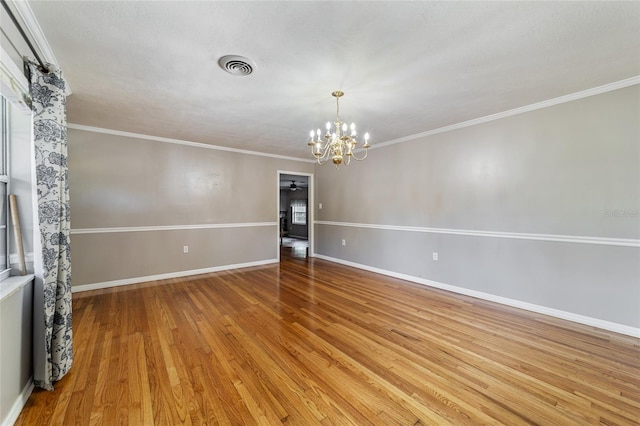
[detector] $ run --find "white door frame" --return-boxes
[277,170,314,262]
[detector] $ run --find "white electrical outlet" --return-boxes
[319,203,323,210]
[432,252,438,261]
[341,239,346,246]
[183,245,189,253]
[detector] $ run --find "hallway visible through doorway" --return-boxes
[278,171,313,262]
[281,236,309,259]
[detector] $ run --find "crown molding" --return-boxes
[71,75,640,159]
[67,123,315,163]
[371,76,640,151]
[9,0,72,94]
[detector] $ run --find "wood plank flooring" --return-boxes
[16,248,640,425]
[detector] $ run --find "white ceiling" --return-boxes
[280,174,308,190]
[27,1,640,159]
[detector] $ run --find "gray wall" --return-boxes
[0,279,33,425]
[68,128,314,286]
[315,85,640,328]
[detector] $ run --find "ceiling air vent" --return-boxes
[218,55,255,76]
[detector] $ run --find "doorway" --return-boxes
[277,171,313,261]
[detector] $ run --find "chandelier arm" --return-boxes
[316,142,333,164]
[315,146,328,163]
[350,148,369,161]
[320,147,334,163]
[311,140,331,159]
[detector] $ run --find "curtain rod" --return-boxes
[1,0,49,72]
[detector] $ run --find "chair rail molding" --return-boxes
[314,221,640,248]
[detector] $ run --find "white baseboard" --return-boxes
[72,259,279,293]
[314,254,640,338]
[1,377,34,426]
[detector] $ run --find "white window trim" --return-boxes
[0,101,11,281]
[291,200,307,226]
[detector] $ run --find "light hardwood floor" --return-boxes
[16,248,640,425]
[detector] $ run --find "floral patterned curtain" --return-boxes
[28,62,73,391]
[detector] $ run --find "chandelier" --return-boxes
[307,91,370,166]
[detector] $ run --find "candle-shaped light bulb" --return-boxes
[326,122,331,131]
[364,132,370,142]
[309,130,315,140]
[316,129,321,138]
[350,123,355,131]
[342,123,347,132]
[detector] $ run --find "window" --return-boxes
[0,98,10,280]
[291,200,307,225]
[1,46,31,282]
